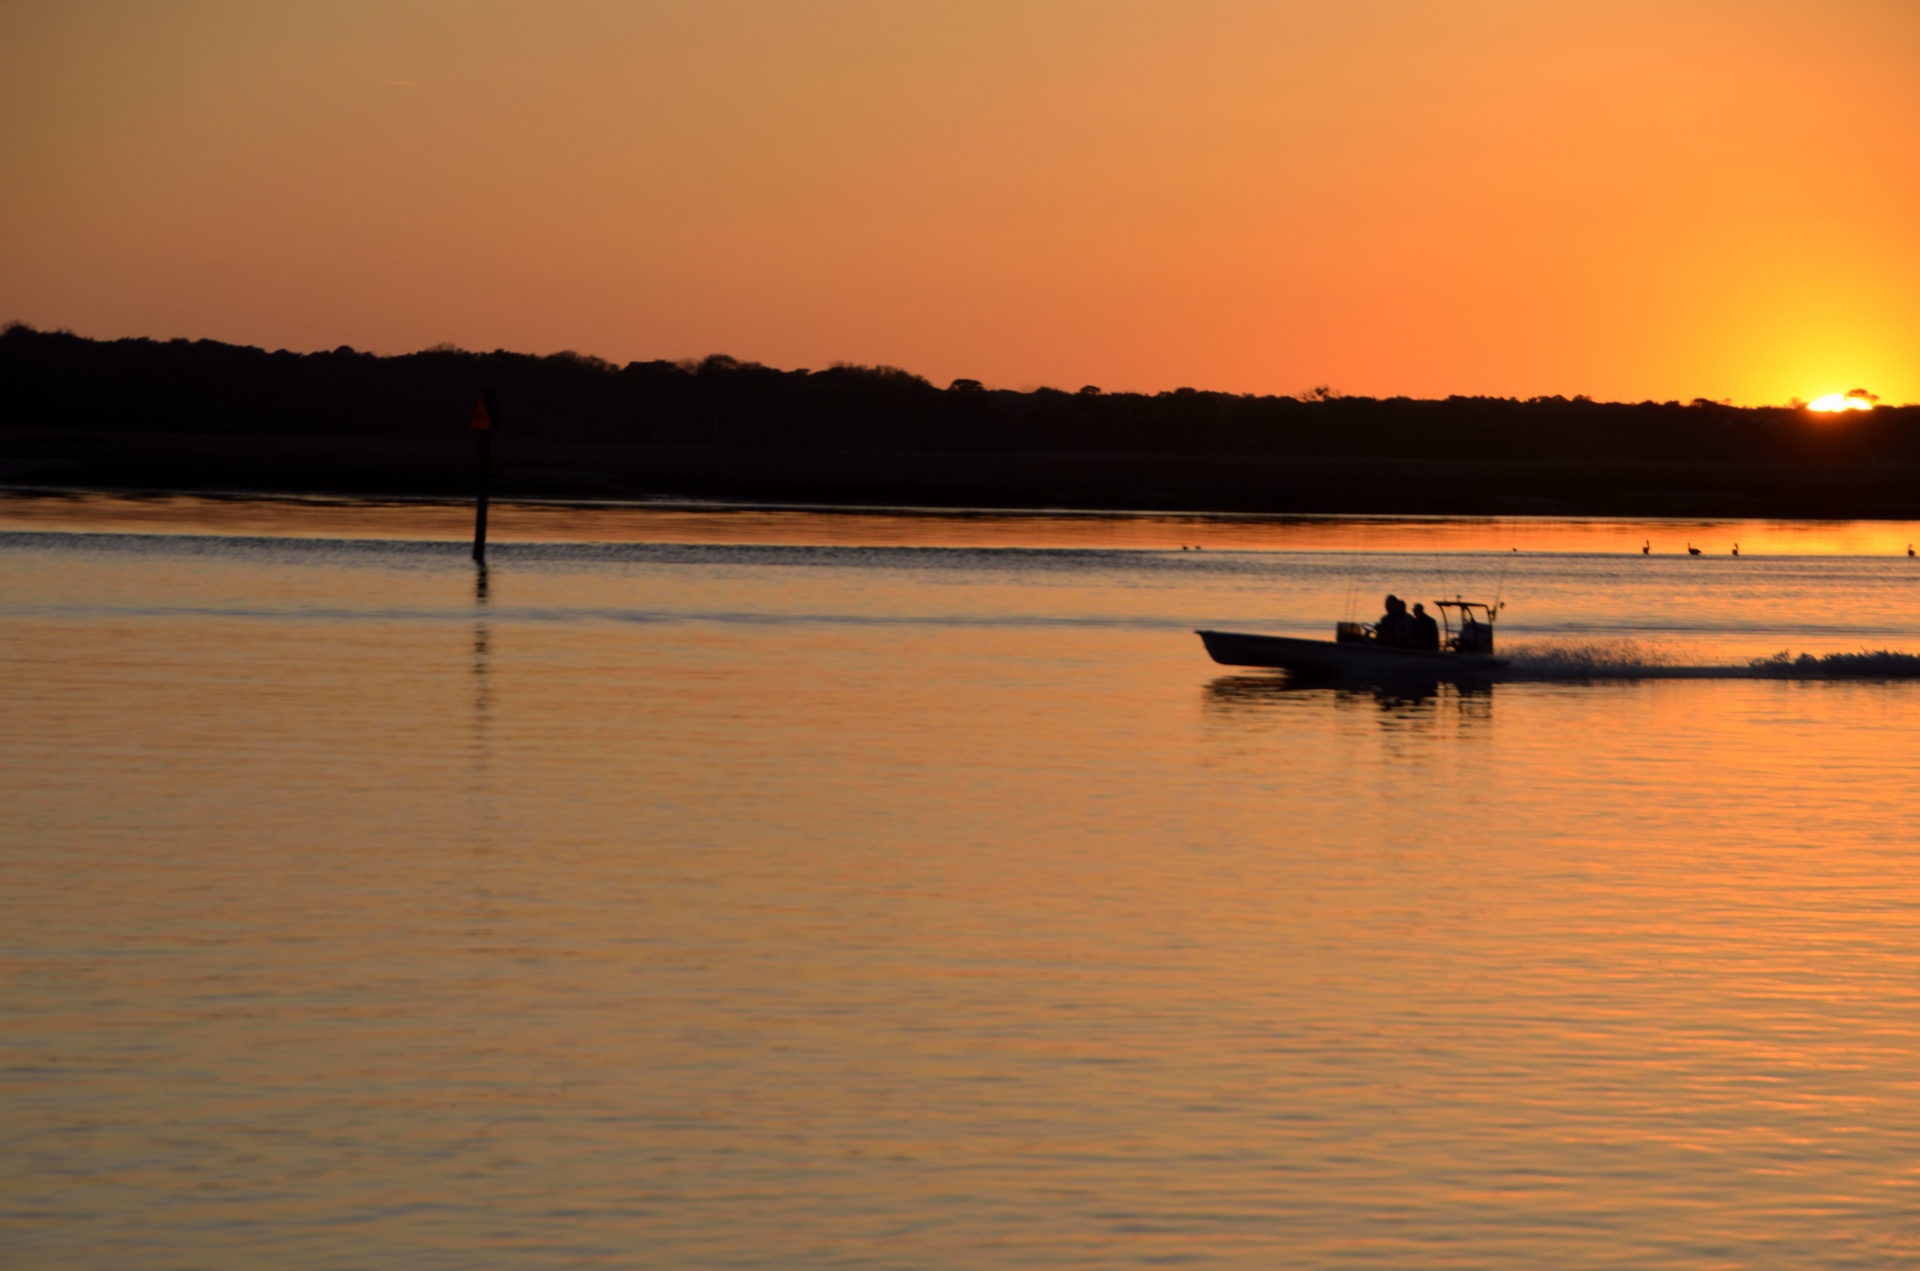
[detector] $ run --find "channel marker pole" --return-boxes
[470,391,498,563]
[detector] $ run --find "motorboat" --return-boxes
[1197,599,1508,678]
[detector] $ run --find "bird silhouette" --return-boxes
[1642,539,1651,555]
[1909,544,1915,557]
[1687,543,1702,556]
[1732,543,1739,556]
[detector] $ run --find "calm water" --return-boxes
[7,497,1920,1268]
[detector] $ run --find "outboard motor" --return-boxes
[1455,619,1494,656]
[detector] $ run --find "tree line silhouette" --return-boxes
[3,323,1917,513]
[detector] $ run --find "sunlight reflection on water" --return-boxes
[5,502,1920,1268]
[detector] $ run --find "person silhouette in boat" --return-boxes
[1376,595,1415,648]
[1410,602,1440,651]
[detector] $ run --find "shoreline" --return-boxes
[5,486,1920,557]
[15,481,1920,525]
[6,430,1920,521]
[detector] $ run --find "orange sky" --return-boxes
[2,1,1917,404]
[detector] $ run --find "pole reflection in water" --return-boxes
[470,561,495,834]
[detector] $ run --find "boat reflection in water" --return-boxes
[1203,672,1494,729]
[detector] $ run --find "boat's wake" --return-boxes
[1503,638,1692,678]
[1502,639,1920,680]
[1745,649,1920,678]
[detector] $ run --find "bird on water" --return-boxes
[1687,543,1702,556]
[1732,543,1739,556]
[1642,539,1650,555]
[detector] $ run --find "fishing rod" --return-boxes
[1493,547,1515,616]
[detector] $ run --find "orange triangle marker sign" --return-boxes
[469,394,494,431]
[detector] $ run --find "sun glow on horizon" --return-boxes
[1808,390,1878,413]
[5,4,1920,402]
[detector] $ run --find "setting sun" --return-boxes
[1808,390,1879,412]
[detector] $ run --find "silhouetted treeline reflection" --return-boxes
[5,324,1916,515]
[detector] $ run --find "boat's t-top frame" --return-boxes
[1336,597,1504,654]
[1433,598,1501,655]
